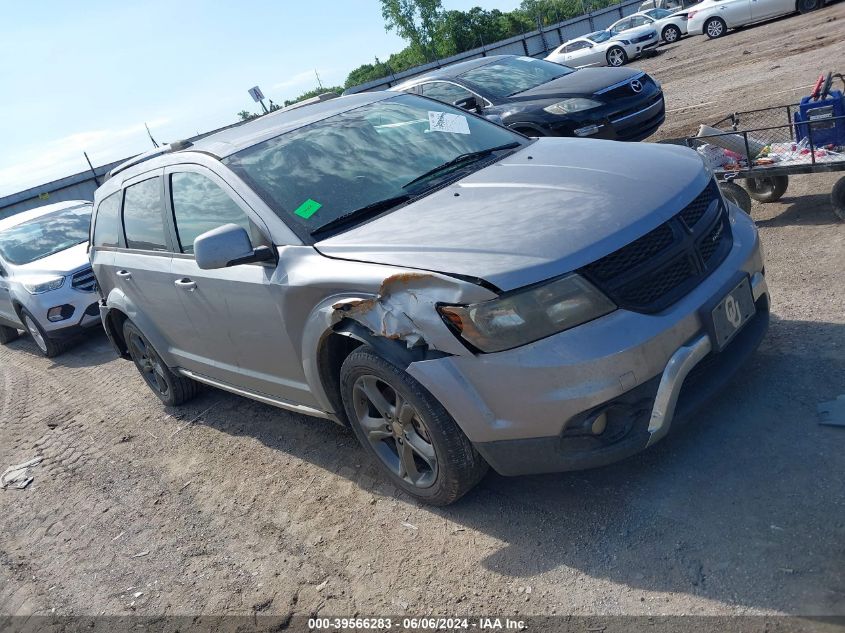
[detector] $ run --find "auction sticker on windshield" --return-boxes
[428,111,470,135]
[294,198,323,219]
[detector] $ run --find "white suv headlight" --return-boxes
[543,98,604,115]
[438,274,616,353]
[22,276,65,294]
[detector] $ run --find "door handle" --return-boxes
[116,270,132,279]
[174,278,197,291]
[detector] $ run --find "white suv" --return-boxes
[0,200,101,357]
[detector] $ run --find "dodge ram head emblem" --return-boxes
[630,79,643,93]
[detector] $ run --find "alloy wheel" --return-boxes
[707,20,724,37]
[352,375,438,488]
[23,315,47,354]
[127,331,170,398]
[664,26,680,42]
[607,48,625,66]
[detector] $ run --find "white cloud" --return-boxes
[0,118,171,198]
[271,69,320,92]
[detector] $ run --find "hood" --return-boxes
[15,241,90,275]
[509,67,642,102]
[316,139,711,292]
[612,25,657,38]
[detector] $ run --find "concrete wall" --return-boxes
[0,159,124,220]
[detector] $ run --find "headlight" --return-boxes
[438,274,616,353]
[543,98,603,115]
[618,39,631,45]
[22,276,65,294]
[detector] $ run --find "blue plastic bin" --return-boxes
[793,90,845,147]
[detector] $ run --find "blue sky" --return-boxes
[0,1,522,197]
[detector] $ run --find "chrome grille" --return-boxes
[71,267,98,292]
[580,180,732,314]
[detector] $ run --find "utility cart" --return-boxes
[667,73,845,220]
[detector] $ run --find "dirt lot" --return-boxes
[1,5,845,627]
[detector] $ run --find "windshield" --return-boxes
[0,205,91,265]
[458,56,575,99]
[223,94,523,239]
[649,8,674,16]
[586,31,613,43]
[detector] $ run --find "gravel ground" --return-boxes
[1,5,844,627]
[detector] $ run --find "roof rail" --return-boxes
[280,92,340,113]
[106,140,193,180]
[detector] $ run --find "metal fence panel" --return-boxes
[345,0,642,94]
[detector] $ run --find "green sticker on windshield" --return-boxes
[294,198,322,219]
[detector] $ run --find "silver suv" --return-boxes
[0,200,101,357]
[91,93,769,505]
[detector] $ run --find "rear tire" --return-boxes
[797,0,820,13]
[720,181,753,215]
[606,46,628,67]
[0,324,19,345]
[704,17,727,38]
[745,175,789,203]
[662,24,682,43]
[831,176,845,221]
[122,319,200,406]
[340,346,488,506]
[20,308,70,358]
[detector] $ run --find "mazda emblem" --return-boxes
[630,79,643,93]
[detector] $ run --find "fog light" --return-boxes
[47,305,74,322]
[574,125,601,137]
[591,412,607,435]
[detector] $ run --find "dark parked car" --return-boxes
[390,54,665,142]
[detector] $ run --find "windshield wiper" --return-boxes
[401,142,521,191]
[309,194,411,238]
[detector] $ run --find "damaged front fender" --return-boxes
[330,272,492,356]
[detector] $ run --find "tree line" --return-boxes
[239,0,615,119]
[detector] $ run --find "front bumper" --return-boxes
[407,206,769,476]
[546,93,665,142]
[26,291,101,337]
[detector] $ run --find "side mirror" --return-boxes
[454,95,483,113]
[194,223,274,270]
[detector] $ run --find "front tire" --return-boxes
[340,346,488,506]
[797,0,820,13]
[123,319,199,406]
[720,181,753,214]
[20,308,69,358]
[662,24,682,43]
[705,17,727,38]
[606,46,628,67]
[745,176,789,203]
[831,176,845,221]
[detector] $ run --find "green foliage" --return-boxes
[380,0,444,62]
[283,86,344,107]
[344,0,617,89]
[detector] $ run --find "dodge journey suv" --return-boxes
[90,92,769,505]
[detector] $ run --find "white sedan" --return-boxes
[545,27,659,68]
[609,8,689,44]
[688,0,823,38]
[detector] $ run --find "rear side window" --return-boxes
[93,192,121,247]
[421,82,475,105]
[170,172,255,254]
[123,177,167,251]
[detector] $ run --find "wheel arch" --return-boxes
[507,122,547,136]
[102,306,131,358]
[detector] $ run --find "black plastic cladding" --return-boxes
[580,179,733,314]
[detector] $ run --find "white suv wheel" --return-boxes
[24,314,47,353]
